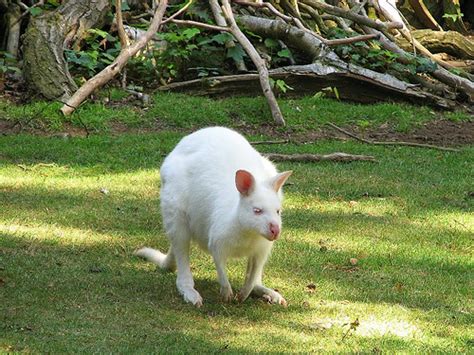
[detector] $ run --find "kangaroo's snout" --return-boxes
[268,223,280,241]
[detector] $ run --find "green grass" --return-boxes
[1,97,473,352]
[1,90,472,133]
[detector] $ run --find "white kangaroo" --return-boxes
[135,127,292,307]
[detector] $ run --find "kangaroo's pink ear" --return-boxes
[235,170,255,196]
[271,171,292,192]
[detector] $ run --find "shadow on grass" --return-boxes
[1,186,471,315]
[3,227,470,352]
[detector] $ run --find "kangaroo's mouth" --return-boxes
[264,233,279,242]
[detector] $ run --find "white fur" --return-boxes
[135,127,291,307]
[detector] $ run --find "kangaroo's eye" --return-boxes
[253,207,263,215]
[277,209,281,215]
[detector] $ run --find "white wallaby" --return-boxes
[135,127,292,307]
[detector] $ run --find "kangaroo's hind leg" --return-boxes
[163,209,203,307]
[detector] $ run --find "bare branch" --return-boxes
[221,0,285,125]
[326,33,379,46]
[115,0,129,48]
[250,139,290,145]
[171,19,230,32]
[162,0,193,24]
[301,0,403,32]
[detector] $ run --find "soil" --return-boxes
[229,119,474,147]
[1,117,473,147]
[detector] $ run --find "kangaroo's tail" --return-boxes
[134,247,176,272]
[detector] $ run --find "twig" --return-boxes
[171,19,230,32]
[73,113,91,138]
[251,139,290,145]
[326,34,379,46]
[11,0,45,27]
[162,0,194,25]
[327,122,460,152]
[265,152,376,162]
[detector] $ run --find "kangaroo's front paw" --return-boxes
[181,288,203,307]
[220,285,234,303]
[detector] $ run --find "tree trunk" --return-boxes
[22,0,110,100]
[6,2,21,57]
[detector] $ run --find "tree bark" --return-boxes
[6,2,21,57]
[22,0,110,100]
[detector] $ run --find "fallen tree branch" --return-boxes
[234,0,326,42]
[354,6,474,101]
[301,0,403,33]
[325,33,379,46]
[60,0,168,115]
[327,122,460,152]
[396,30,474,60]
[265,152,377,162]
[159,64,455,109]
[250,139,290,145]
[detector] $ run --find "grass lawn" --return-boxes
[1,94,473,352]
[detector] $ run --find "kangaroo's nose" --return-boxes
[269,223,280,240]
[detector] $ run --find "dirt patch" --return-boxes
[362,120,474,147]
[1,117,473,147]
[233,119,474,147]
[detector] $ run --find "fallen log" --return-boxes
[396,30,474,59]
[159,63,455,109]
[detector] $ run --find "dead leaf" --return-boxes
[319,239,328,252]
[350,258,358,266]
[306,283,317,293]
[394,282,404,292]
[349,200,358,208]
